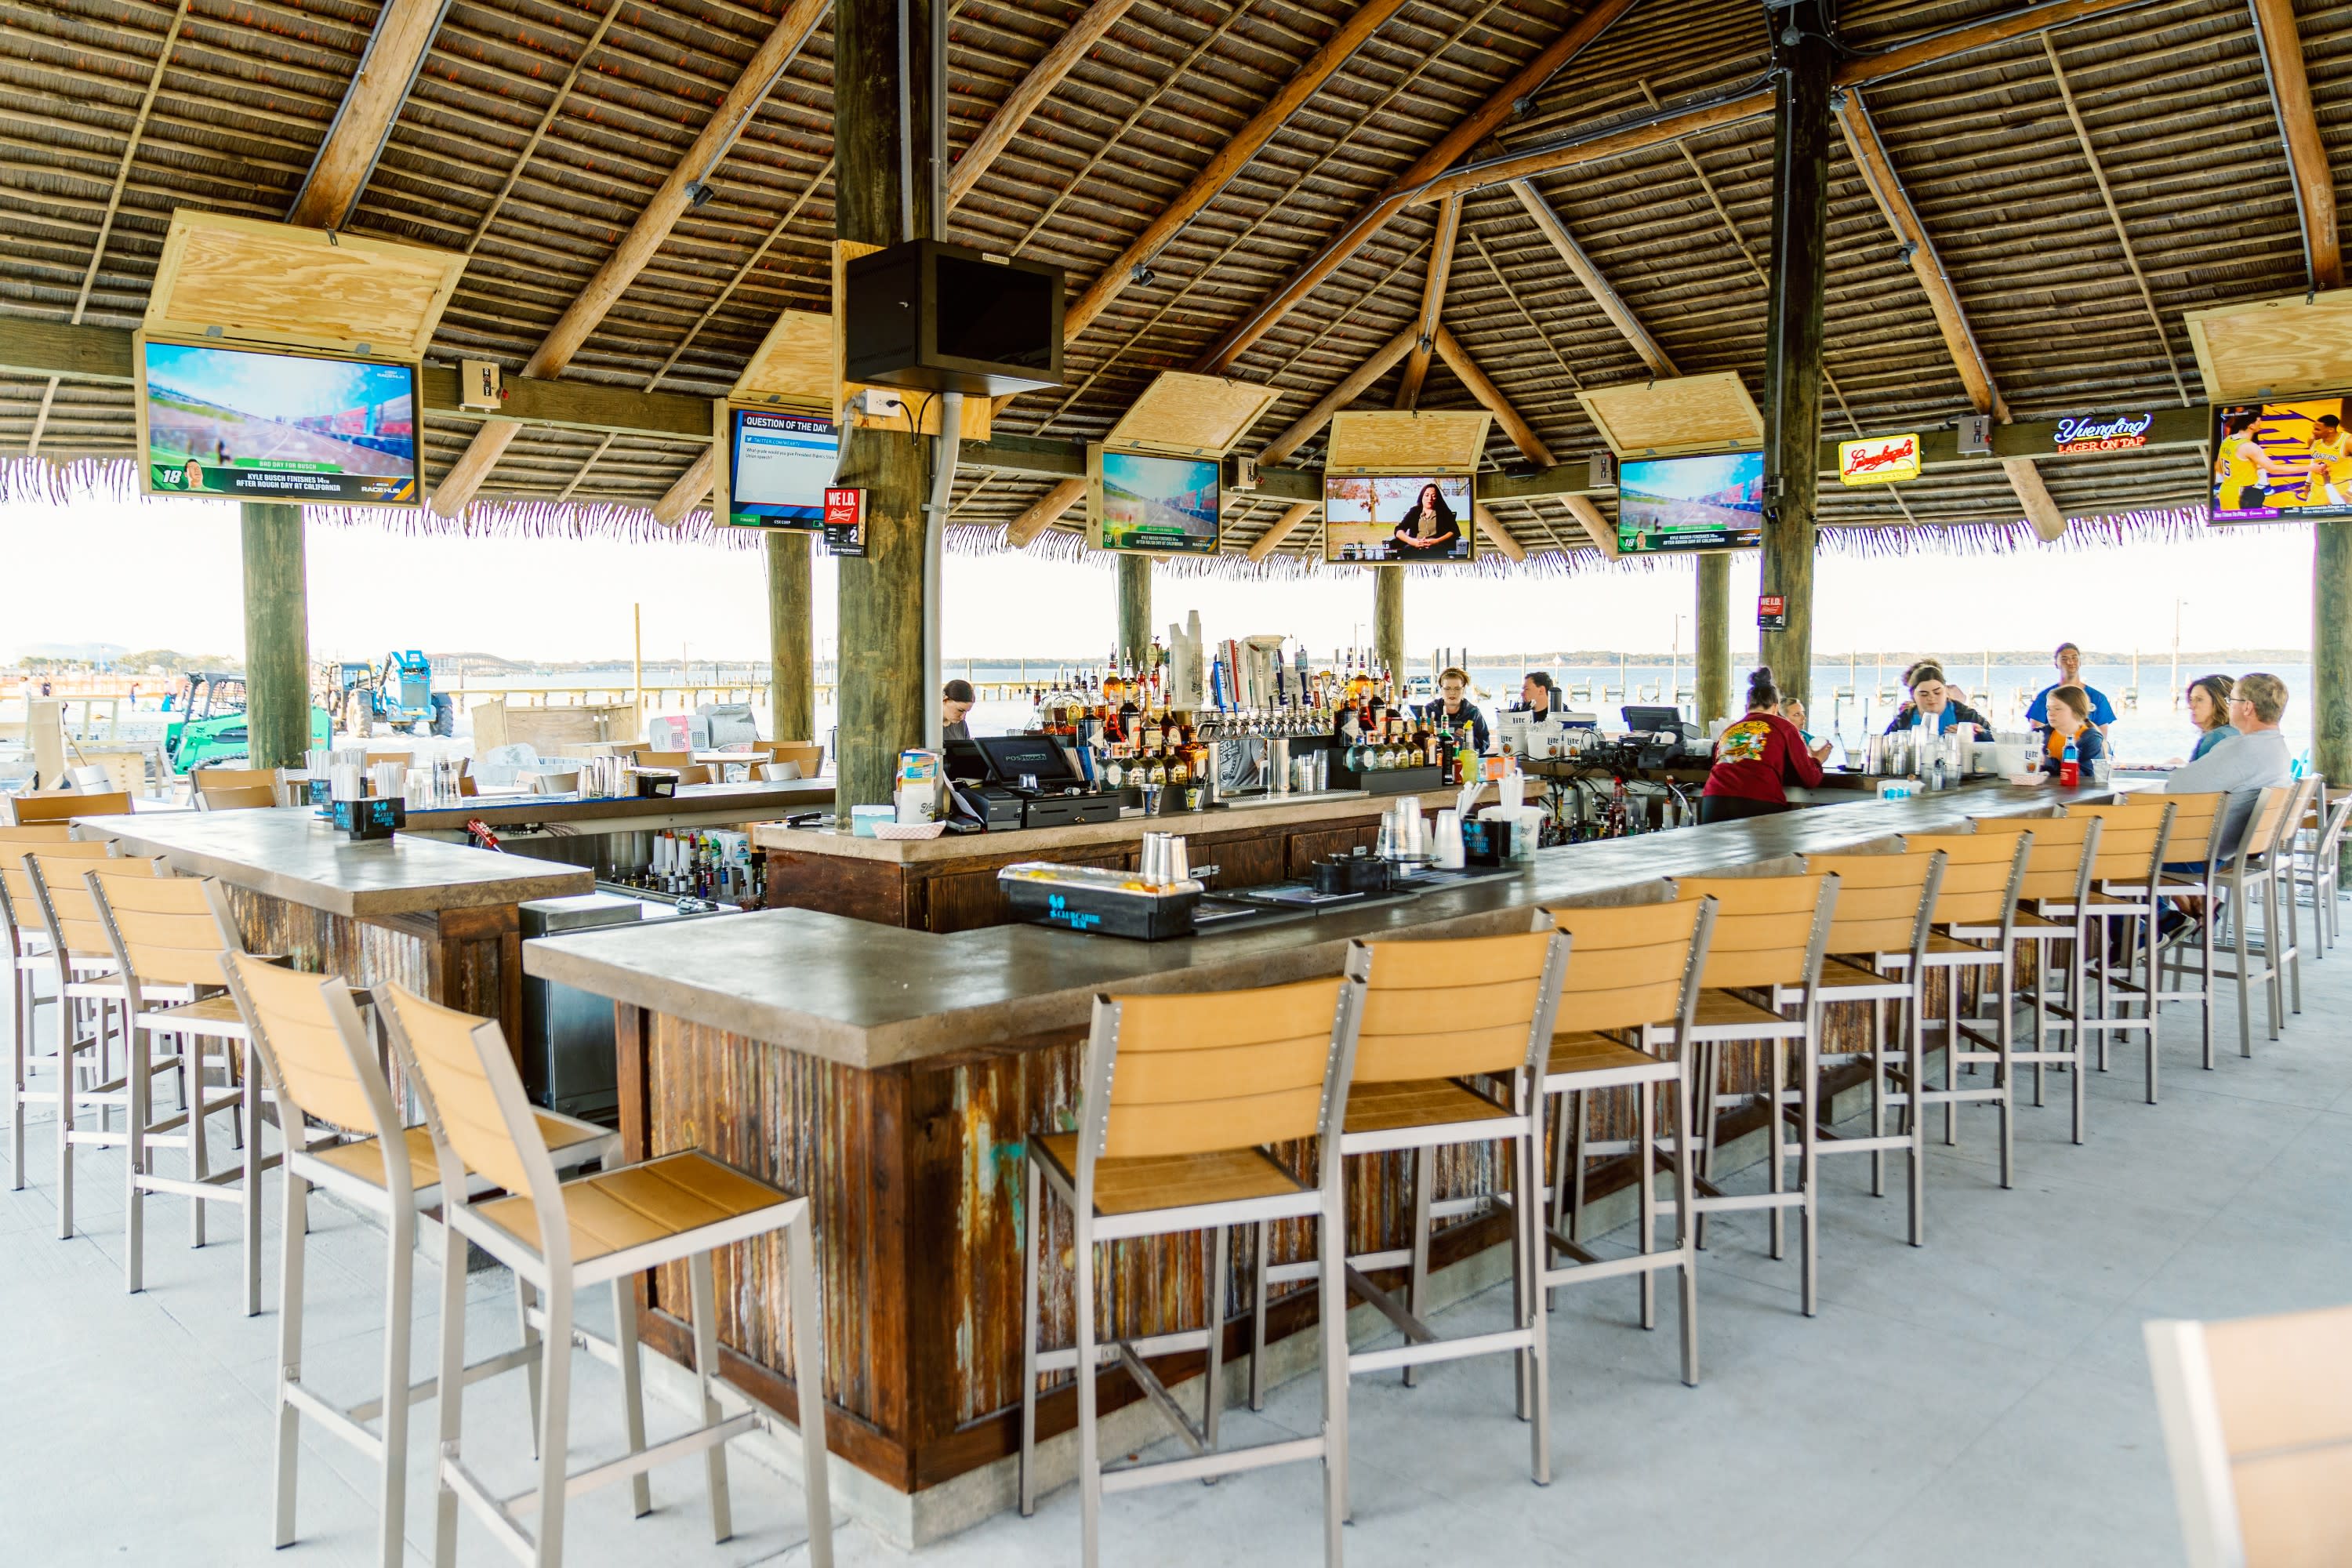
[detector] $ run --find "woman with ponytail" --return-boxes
[1699,666,1826,824]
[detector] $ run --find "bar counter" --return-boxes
[526,777,2130,1537]
[753,789,1394,931]
[79,806,592,1046]
[396,778,835,838]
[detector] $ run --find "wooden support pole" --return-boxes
[2317,523,2352,785]
[1696,552,1730,728]
[1759,2,1832,710]
[1259,326,1420,466]
[240,503,310,769]
[1374,564,1404,681]
[1246,501,1317,561]
[767,529,815,742]
[1116,554,1152,668]
[833,0,941,812]
[1395,197,1459,409]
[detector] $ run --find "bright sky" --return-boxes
[0,494,2317,666]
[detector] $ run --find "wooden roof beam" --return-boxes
[653,448,716,524]
[1062,0,1413,344]
[1431,325,1553,466]
[1505,179,1675,378]
[1394,196,1460,410]
[2002,456,2067,542]
[428,0,827,518]
[1561,494,1616,557]
[949,0,1143,208]
[288,0,449,230]
[1473,504,1526,561]
[1006,477,1087,546]
[2249,0,2342,289]
[1246,501,1318,561]
[1833,88,2008,422]
[1258,325,1420,466]
[1194,0,1639,374]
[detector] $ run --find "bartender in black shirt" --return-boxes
[1518,672,1565,722]
[1420,666,1490,753]
[942,679,976,742]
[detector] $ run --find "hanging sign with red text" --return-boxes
[1838,432,1921,486]
[1757,593,1787,631]
[2052,412,2153,454]
[822,487,866,557]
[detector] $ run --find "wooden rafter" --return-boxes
[949,0,1143,207]
[1505,179,1675,378]
[1006,477,1088,546]
[1561,494,1616,557]
[2249,0,2342,290]
[428,0,829,517]
[459,0,633,255]
[2002,457,2067,542]
[1245,501,1318,561]
[1394,197,1459,410]
[1431,326,1552,466]
[288,0,449,230]
[1194,0,1640,373]
[1472,504,1526,561]
[1061,0,1412,343]
[654,449,717,524]
[1834,89,2006,422]
[1258,325,1419,466]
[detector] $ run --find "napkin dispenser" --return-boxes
[330,797,405,841]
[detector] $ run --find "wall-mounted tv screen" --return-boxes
[2209,397,2352,522]
[1093,448,1221,554]
[724,408,838,528]
[138,339,419,506]
[1323,474,1475,564]
[1615,451,1764,553]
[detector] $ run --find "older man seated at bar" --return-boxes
[2160,671,2294,929]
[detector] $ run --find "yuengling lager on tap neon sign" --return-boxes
[2053,412,2152,454]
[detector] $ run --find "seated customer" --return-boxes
[1699,666,1824,824]
[2185,673,2237,761]
[1420,666,1490,753]
[2039,684,2107,779]
[2165,671,2292,866]
[1885,661,1994,738]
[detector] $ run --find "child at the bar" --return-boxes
[2039,684,2107,779]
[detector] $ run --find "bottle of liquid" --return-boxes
[2060,735,2079,789]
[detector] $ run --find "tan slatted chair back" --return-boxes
[377,983,537,1198]
[2064,798,2174,882]
[90,873,239,990]
[1803,851,1943,958]
[1,837,114,946]
[2147,1303,2352,1568]
[196,784,280,811]
[1545,895,1711,1035]
[759,742,826,775]
[1354,930,1563,1083]
[2244,782,2309,866]
[7,790,132,824]
[2158,792,2227,871]
[191,767,279,795]
[223,953,387,1138]
[1665,873,1835,990]
[1096,977,1353,1160]
[0,824,75,846]
[630,750,715,786]
[1969,815,2096,903]
[1900,832,2028,926]
[27,852,165,960]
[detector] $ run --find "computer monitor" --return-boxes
[1621,706,1682,733]
[976,734,1083,788]
[943,738,993,783]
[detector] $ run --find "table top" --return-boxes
[76,808,594,918]
[401,778,835,832]
[751,789,1385,864]
[529,779,2132,1072]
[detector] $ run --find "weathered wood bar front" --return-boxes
[527,780,2128,1542]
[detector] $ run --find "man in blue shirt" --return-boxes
[2024,641,2116,731]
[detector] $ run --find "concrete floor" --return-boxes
[5,946,2350,1566]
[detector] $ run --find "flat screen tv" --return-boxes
[1614,451,1765,553]
[1322,474,1475,564]
[2209,397,2352,522]
[136,339,420,506]
[1092,448,1221,554]
[724,408,838,528]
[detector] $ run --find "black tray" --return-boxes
[1327,762,1444,797]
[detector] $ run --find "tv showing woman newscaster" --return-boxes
[1323,474,1475,563]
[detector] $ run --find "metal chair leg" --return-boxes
[125,1017,147,1292]
[1637,1078,1657,1331]
[1076,1214,1102,1566]
[432,1207,467,1566]
[377,1203,414,1568]
[688,1250,732,1544]
[533,1272,574,1568]
[1317,1188,1348,1567]
[1018,1156,1044,1512]
[1403,1150,1432,1388]
[1672,1069,1700,1385]
[1248,1218,1271,1414]
[612,1277,653,1518]
[1203,1224,1229,1457]
[274,1166,308,1550]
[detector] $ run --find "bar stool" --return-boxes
[1798,849,1944,1245]
[24,850,169,1239]
[1646,872,1837,1316]
[2144,1301,2352,1565]
[2063,798,2176,1101]
[1537,895,1713,1381]
[221,956,621,1568]
[2150,791,2228,1067]
[380,981,835,1568]
[1878,832,2028,1183]
[2208,781,2313,1056]
[1019,971,1365,1567]
[1,827,101,1191]
[87,869,272,1308]
[1965,814,2096,1142]
[2291,787,2350,954]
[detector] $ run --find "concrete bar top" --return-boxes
[400,778,835,833]
[530,779,2127,1072]
[751,789,1381,864]
[78,808,594,918]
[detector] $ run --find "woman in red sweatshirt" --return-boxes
[1700,666,1826,824]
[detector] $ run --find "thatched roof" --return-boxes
[0,0,2343,560]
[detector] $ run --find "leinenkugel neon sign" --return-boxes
[2053,412,2152,454]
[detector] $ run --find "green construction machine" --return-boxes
[162,672,332,773]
